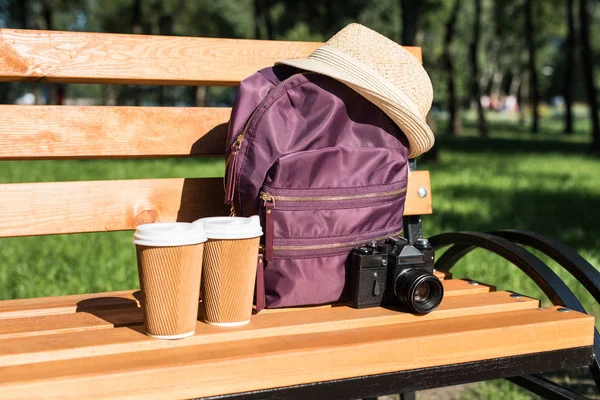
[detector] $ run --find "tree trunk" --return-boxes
[518,73,526,126]
[132,0,143,106]
[254,0,261,38]
[195,86,206,107]
[444,0,462,135]
[254,0,274,40]
[400,0,424,45]
[132,0,143,33]
[41,0,58,105]
[564,0,575,135]
[17,0,28,28]
[579,0,600,153]
[106,85,117,106]
[524,0,539,133]
[42,0,52,30]
[470,0,488,136]
[263,0,275,40]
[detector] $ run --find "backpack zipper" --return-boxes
[224,73,316,215]
[273,230,404,251]
[261,192,275,261]
[260,189,404,258]
[260,187,406,204]
[225,113,254,215]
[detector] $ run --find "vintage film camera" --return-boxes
[348,237,444,314]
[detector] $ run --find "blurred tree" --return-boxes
[470,0,488,136]
[27,0,81,104]
[400,0,425,45]
[564,0,575,135]
[41,0,52,30]
[132,0,143,34]
[151,0,186,106]
[17,0,27,28]
[0,0,28,104]
[578,0,600,153]
[180,0,253,106]
[443,0,462,135]
[524,0,539,133]
[254,0,274,40]
[131,0,143,106]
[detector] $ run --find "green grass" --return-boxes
[1,117,599,398]
[421,133,600,319]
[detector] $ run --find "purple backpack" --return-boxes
[225,65,410,309]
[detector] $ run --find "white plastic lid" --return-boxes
[133,222,207,247]
[193,216,263,240]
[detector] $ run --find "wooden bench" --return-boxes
[0,28,596,399]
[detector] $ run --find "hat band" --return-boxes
[307,45,424,119]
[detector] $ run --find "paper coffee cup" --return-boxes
[194,216,262,326]
[133,222,207,339]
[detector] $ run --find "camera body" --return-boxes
[349,237,443,314]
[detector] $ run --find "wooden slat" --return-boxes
[0,292,535,340]
[442,279,492,296]
[435,270,452,280]
[0,280,501,339]
[0,308,143,339]
[0,290,140,320]
[0,29,421,85]
[0,307,592,399]
[0,172,432,238]
[0,279,485,320]
[0,177,229,238]
[0,291,540,366]
[405,170,432,215]
[0,106,230,159]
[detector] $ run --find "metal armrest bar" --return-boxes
[507,375,590,400]
[428,232,586,312]
[428,231,600,390]
[491,230,600,304]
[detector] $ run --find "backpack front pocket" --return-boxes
[257,146,408,309]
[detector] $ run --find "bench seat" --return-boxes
[0,277,593,399]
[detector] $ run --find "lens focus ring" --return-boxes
[394,269,444,314]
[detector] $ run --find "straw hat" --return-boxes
[277,24,434,158]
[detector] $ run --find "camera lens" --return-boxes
[394,269,443,314]
[413,281,431,302]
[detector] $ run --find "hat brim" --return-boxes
[277,50,434,158]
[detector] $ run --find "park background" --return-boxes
[1,0,600,398]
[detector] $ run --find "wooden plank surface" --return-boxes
[0,105,230,159]
[0,177,229,237]
[0,292,540,366]
[0,172,432,238]
[0,292,535,341]
[0,290,140,320]
[0,280,500,340]
[405,170,432,216]
[0,278,481,321]
[0,29,421,85]
[0,306,592,399]
[0,290,541,366]
[441,279,492,296]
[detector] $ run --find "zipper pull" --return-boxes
[255,250,266,312]
[224,134,244,207]
[260,192,275,262]
[259,191,275,208]
[232,133,244,149]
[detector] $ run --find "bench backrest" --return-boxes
[0,29,432,238]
